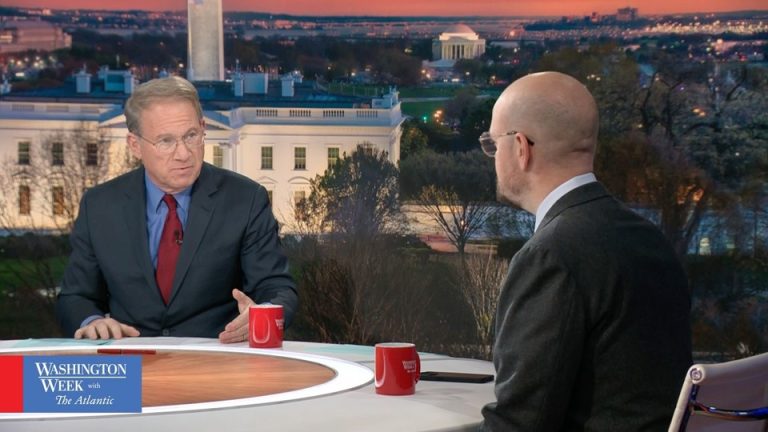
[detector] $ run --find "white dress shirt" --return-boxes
[534,173,597,232]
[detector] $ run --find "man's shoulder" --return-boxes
[527,196,624,259]
[203,163,264,193]
[535,201,606,241]
[84,167,142,201]
[535,193,673,260]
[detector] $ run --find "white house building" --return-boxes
[0,71,404,233]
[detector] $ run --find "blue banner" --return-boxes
[23,355,142,413]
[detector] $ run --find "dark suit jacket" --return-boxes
[481,182,692,432]
[57,163,298,338]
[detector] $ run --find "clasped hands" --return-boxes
[74,289,255,344]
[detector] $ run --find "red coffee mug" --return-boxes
[375,342,420,395]
[249,304,284,348]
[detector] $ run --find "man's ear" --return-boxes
[127,133,142,160]
[516,133,531,171]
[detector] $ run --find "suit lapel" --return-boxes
[121,167,160,299]
[537,182,610,232]
[168,163,219,305]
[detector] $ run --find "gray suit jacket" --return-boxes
[57,163,298,338]
[481,182,692,431]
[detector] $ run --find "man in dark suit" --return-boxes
[57,76,297,343]
[479,72,692,431]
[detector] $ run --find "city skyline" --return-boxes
[2,0,767,17]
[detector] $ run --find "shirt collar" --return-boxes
[534,173,597,232]
[144,171,193,214]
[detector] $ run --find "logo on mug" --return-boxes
[275,318,285,330]
[402,360,418,373]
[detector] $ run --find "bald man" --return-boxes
[479,72,692,431]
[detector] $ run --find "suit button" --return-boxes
[162,329,170,336]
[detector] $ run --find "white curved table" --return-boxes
[0,337,495,432]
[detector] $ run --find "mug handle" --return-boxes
[413,352,421,384]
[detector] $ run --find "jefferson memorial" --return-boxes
[431,24,486,64]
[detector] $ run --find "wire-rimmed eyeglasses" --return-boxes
[478,131,534,157]
[133,129,205,154]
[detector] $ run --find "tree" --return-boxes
[0,234,67,338]
[401,150,498,255]
[420,121,456,153]
[0,122,133,232]
[537,45,768,257]
[288,147,429,346]
[0,123,134,337]
[295,146,403,239]
[457,252,507,359]
[459,97,495,151]
[226,37,262,67]
[442,86,480,127]
[373,48,423,86]
[288,236,434,345]
[630,62,768,256]
[399,118,429,160]
[435,89,495,152]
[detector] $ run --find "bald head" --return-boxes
[490,72,600,212]
[493,71,599,168]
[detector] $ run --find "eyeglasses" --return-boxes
[134,129,205,154]
[479,130,534,157]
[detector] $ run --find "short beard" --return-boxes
[496,178,525,211]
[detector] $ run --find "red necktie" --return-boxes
[156,194,182,305]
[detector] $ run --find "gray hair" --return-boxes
[124,76,203,134]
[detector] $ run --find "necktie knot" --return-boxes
[163,194,177,212]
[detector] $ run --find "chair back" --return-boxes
[669,351,768,432]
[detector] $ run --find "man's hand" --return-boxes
[74,317,140,340]
[218,289,255,344]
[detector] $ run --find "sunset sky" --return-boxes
[3,0,767,16]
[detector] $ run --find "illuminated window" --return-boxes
[86,142,98,166]
[359,143,374,156]
[52,186,65,216]
[213,146,224,168]
[699,237,711,255]
[327,147,340,168]
[19,185,30,215]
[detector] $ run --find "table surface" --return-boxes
[0,337,495,432]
